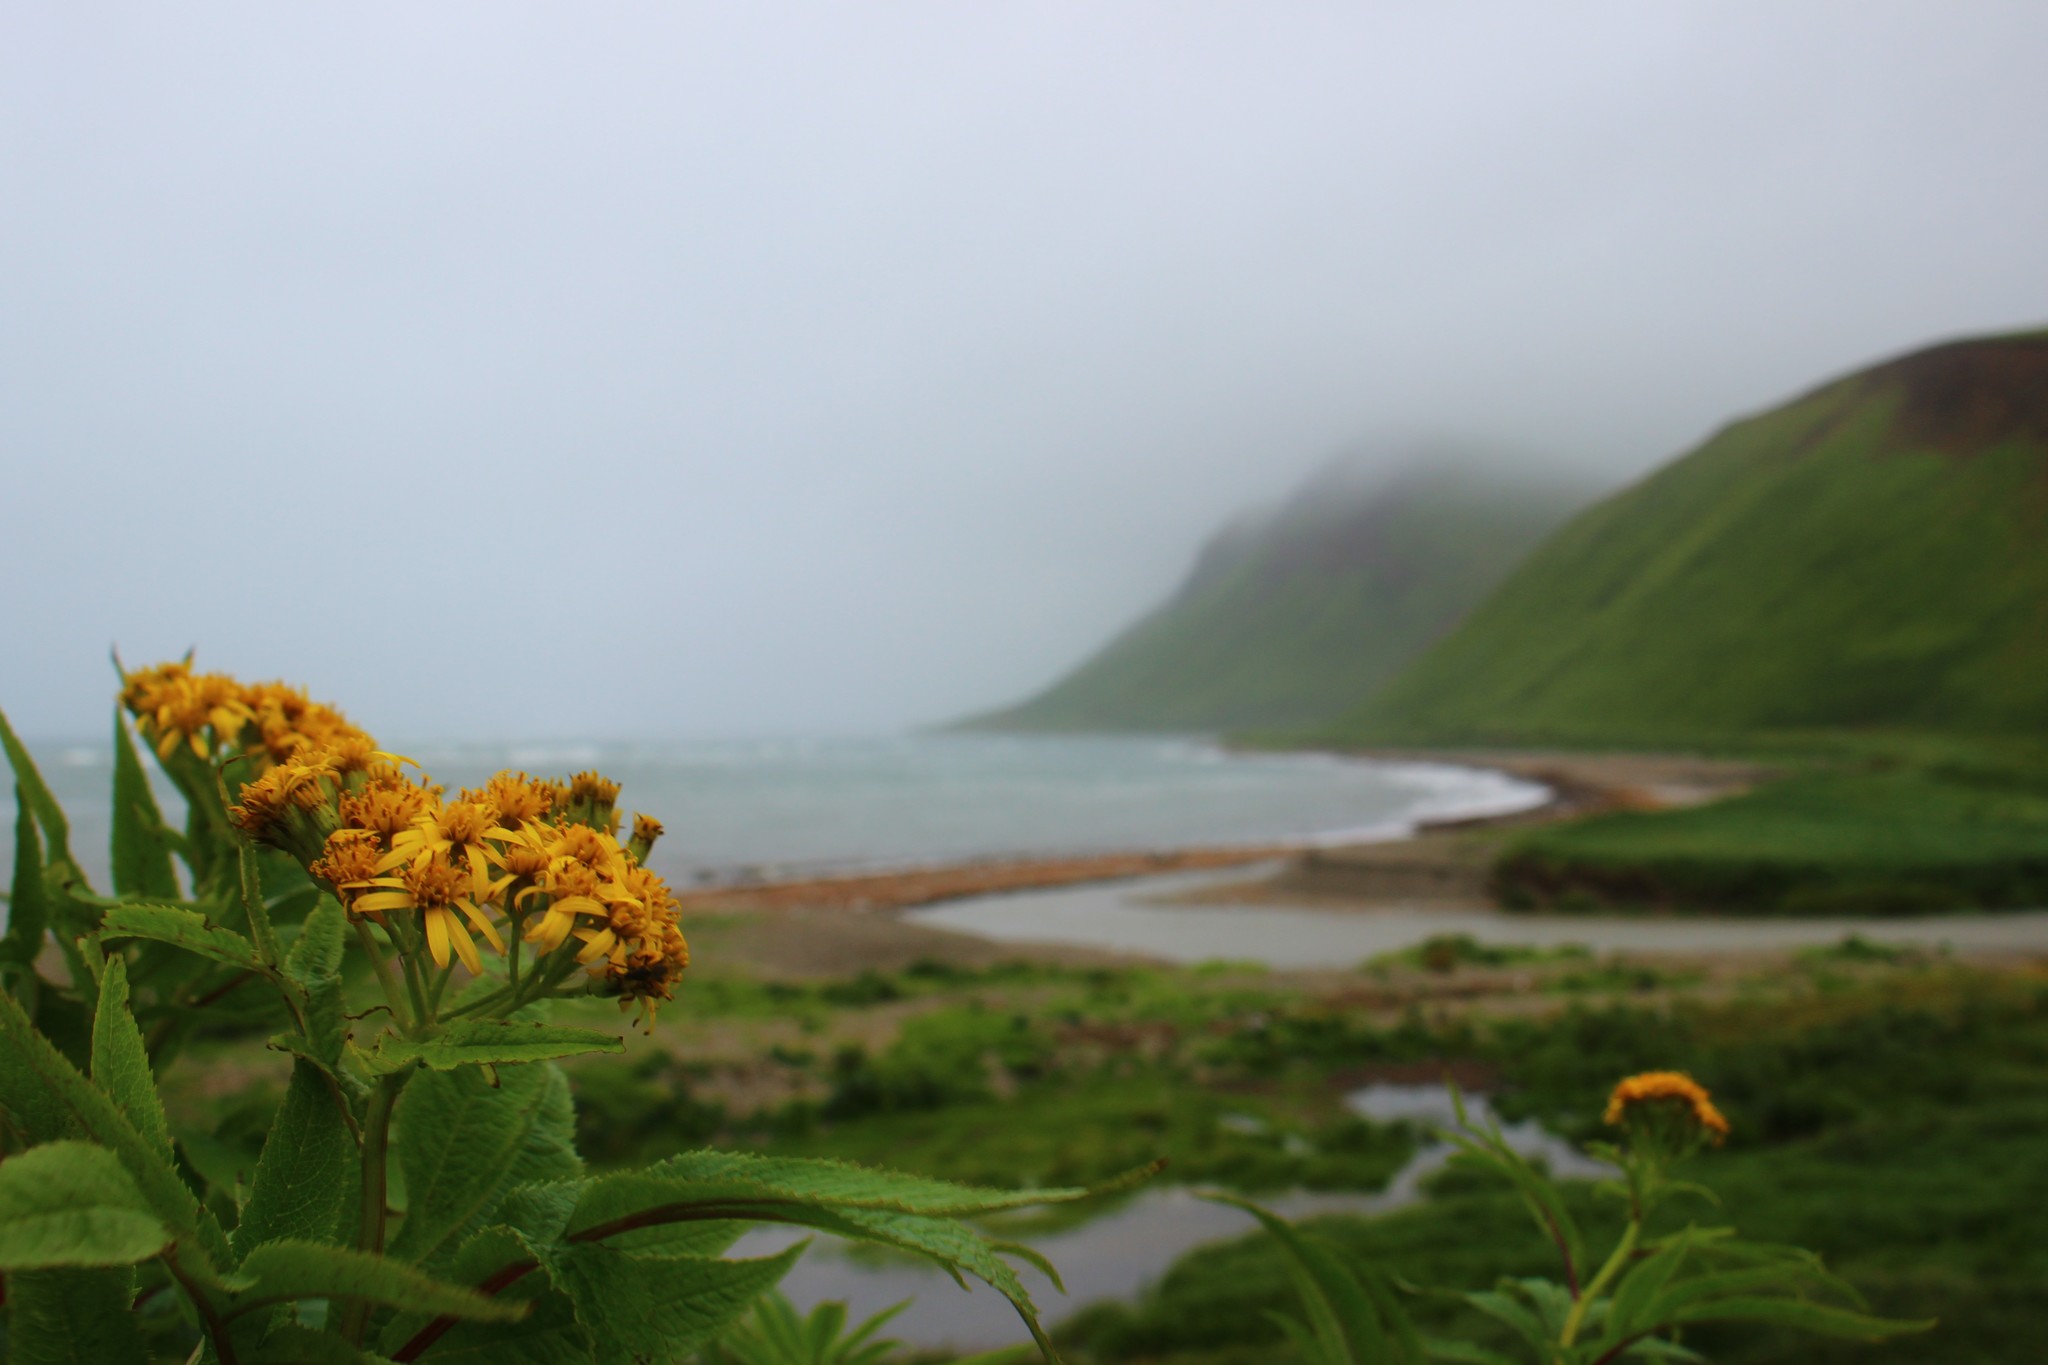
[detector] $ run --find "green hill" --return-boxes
[965,457,1596,734]
[1318,330,2048,748]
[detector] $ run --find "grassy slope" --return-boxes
[1316,333,2048,748]
[967,465,1592,734]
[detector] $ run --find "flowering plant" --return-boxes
[1228,1072,1931,1364]
[0,661,1107,1363]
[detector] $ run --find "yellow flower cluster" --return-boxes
[123,660,690,1018]
[1603,1070,1730,1144]
[122,658,372,765]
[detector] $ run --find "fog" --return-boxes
[5,3,2046,740]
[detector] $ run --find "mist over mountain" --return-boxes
[1320,329,2048,747]
[963,449,1600,734]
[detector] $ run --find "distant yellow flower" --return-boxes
[1604,1071,1729,1143]
[135,669,253,759]
[350,854,505,975]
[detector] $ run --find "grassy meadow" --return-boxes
[415,926,2046,1363]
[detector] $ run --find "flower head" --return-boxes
[350,853,505,975]
[1604,1071,1729,1147]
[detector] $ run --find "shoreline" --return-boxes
[674,748,1759,917]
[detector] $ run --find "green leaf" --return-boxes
[547,1241,803,1362]
[1668,1295,1934,1339]
[1206,1194,1420,1365]
[245,1324,401,1365]
[109,710,180,900]
[1419,1340,1519,1365]
[389,1063,583,1271]
[368,1020,626,1073]
[385,1284,595,1365]
[284,897,348,1066]
[0,707,73,871]
[587,1150,1105,1223]
[226,1238,528,1323]
[3,788,49,966]
[234,1061,361,1258]
[0,984,228,1269]
[1458,1289,1551,1357]
[1441,1123,1587,1290]
[99,904,263,974]
[1605,1234,1694,1343]
[0,1141,168,1268]
[5,1267,149,1365]
[89,955,174,1167]
[238,839,283,967]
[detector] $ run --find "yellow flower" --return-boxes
[309,829,385,909]
[350,854,505,974]
[574,864,688,1022]
[1604,1071,1729,1144]
[518,841,638,954]
[462,772,559,828]
[377,798,517,900]
[340,779,437,843]
[136,669,253,759]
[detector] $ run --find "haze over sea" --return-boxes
[5,734,1541,892]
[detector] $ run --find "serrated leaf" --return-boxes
[284,897,348,1066]
[5,1267,149,1365]
[389,1062,582,1271]
[234,1061,360,1257]
[0,707,74,871]
[246,1323,401,1364]
[227,1239,529,1323]
[0,1141,167,1268]
[386,1283,595,1365]
[549,1242,803,1362]
[368,1020,625,1073]
[109,710,180,900]
[89,955,174,1167]
[0,985,228,1269]
[4,788,49,965]
[100,904,263,973]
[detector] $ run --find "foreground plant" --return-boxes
[1221,1071,1932,1364]
[0,660,1116,1363]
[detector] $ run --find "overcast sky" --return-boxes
[5,3,2047,741]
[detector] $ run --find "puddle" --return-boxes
[735,1085,1609,1351]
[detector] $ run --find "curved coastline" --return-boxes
[671,750,1550,915]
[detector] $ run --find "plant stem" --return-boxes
[1560,1218,1640,1349]
[164,1245,239,1365]
[341,1071,407,1345]
[353,919,414,1031]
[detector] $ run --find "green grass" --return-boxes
[1494,767,2048,914]
[1314,332,2048,749]
[964,463,1592,734]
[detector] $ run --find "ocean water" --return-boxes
[3,733,1541,890]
